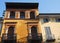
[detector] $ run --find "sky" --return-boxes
[0,0,60,17]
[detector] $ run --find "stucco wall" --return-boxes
[1,9,40,43]
[39,17,60,42]
[1,19,39,43]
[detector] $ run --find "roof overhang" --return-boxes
[39,13,60,17]
[5,2,39,9]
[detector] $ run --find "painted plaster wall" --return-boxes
[39,17,60,42]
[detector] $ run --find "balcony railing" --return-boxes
[27,33,42,40]
[2,33,17,40]
[46,34,55,42]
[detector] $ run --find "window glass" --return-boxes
[43,18,49,22]
[20,12,25,19]
[45,27,51,35]
[56,18,60,22]
[30,11,35,19]
[45,27,52,39]
[10,11,15,18]
[0,24,2,31]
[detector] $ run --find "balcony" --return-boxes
[2,33,17,40]
[27,33,42,40]
[27,33,42,43]
[46,34,55,42]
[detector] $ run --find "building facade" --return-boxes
[1,2,42,43]
[0,17,3,35]
[1,2,60,43]
[0,17,3,42]
[39,13,60,42]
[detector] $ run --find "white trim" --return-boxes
[6,28,8,34]
[8,11,10,18]
[29,28,31,36]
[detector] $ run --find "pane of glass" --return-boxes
[44,18,49,22]
[0,24,1,29]
[45,27,51,35]
[10,11,15,18]
[56,18,60,22]
[45,27,52,39]
[20,12,25,19]
[30,12,35,19]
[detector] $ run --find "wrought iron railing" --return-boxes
[2,33,17,40]
[27,33,42,40]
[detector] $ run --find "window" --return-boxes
[45,27,51,35]
[10,11,15,18]
[56,18,60,22]
[30,11,35,19]
[0,24,2,34]
[45,27,52,39]
[0,24,2,29]
[20,12,25,19]
[43,18,49,23]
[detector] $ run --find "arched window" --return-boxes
[56,18,60,22]
[7,26,16,40]
[10,11,15,18]
[8,26,15,35]
[43,18,49,23]
[31,26,38,37]
[20,11,25,19]
[30,11,35,19]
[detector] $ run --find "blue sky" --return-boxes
[0,0,60,17]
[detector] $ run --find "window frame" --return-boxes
[55,18,60,22]
[10,11,15,18]
[44,27,52,39]
[30,11,35,19]
[43,18,50,23]
[20,11,25,19]
[45,27,51,35]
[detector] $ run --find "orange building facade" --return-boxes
[1,2,42,43]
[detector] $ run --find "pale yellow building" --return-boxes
[1,2,42,43]
[39,13,60,42]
